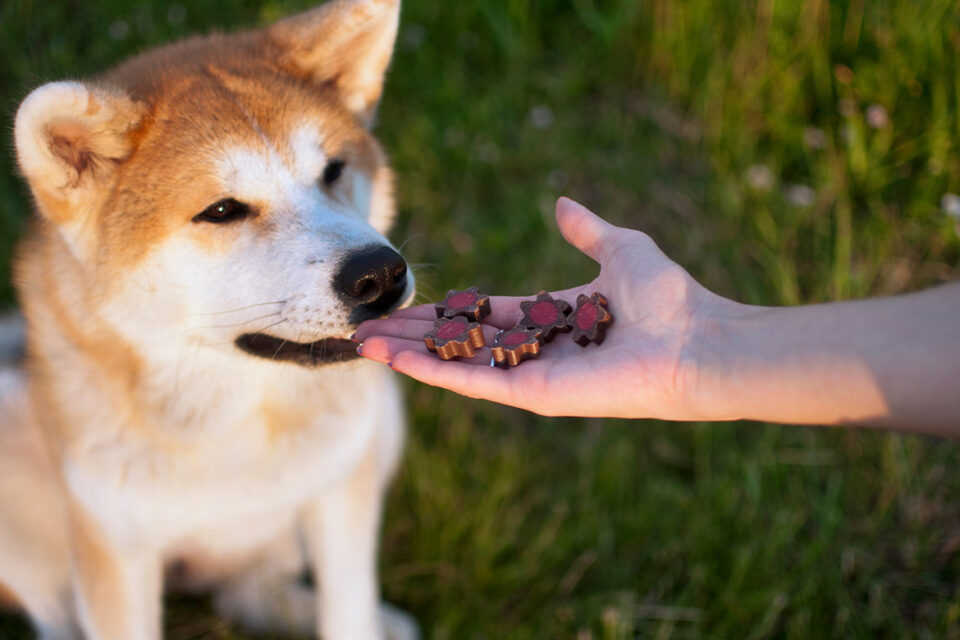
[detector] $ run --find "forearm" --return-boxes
[688,284,960,435]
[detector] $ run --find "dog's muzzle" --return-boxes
[233,244,409,367]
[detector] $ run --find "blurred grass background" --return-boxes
[2,0,960,638]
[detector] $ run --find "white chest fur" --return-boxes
[60,351,402,554]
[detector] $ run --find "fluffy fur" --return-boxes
[0,2,417,638]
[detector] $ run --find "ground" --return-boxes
[1,0,959,638]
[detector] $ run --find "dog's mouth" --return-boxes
[234,333,359,367]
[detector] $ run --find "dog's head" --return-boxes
[14,0,410,367]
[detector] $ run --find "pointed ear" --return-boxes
[15,81,144,226]
[268,0,400,126]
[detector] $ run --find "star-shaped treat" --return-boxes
[518,291,572,343]
[571,292,613,346]
[424,316,486,360]
[434,286,492,322]
[490,327,542,368]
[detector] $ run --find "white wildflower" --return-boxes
[866,104,889,129]
[785,184,816,207]
[803,127,828,150]
[529,105,554,130]
[746,164,775,191]
[941,193,960,220]
[476,141,500,163]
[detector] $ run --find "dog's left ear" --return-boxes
[269,0,400,126]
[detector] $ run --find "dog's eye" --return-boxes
[322,159,346,186]
[192,198,251,224]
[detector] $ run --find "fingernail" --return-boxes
[387,361,394,369]
[356,345,364,356]
[349,333,358,343]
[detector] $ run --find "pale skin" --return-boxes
[355,197,960,436]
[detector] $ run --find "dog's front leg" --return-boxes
[68,501,162,640]
[302,448,384,640]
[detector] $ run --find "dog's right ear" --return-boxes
[15,82,144,229]
[268,0,400,127]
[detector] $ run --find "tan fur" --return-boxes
[271,0,400,123]
[3,2,418,639]
[16,225,153,447]
[100,44,386,272]
[67,501,138,640]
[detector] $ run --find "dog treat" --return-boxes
[424,316,486,360]
[518,291,572,342]
[490,327,542,368]
[435,286,491,322]
[571,292,613,346]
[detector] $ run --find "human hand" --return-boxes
[355,198,735,419]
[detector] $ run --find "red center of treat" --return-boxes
[503,331,529,346]
[576,302,598,330]
[530,301,558,325]
[437,319,466,340]
[447,292,477,308]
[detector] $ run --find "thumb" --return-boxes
[555,197,619,263]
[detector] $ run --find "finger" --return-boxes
[482,296,528,329]
[357,335,424,364]
[385,296,522,330]
[388,284,597,329]
[388,303,437,321]
[388,349,523,406]
[555,197,620,263]
[358,318,502,346]
[355,317,434,342]
[359,335,496,368]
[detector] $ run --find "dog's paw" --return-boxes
[380,602,419,640]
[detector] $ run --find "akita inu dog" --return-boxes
[0,1,419,638]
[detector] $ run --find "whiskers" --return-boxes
[406,263,441,306]
[271,334,290,360]
[396,234,425,254]
[193,317,289,348]
[190,311,283,332]
[187,300,286,337]
[190,300,286,317]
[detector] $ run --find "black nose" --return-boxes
[334,245,408,316]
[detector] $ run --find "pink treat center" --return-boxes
[530,301,558,325]
[503,331,529,347]
[437,319,467,340]
[576,303,598,330]
[447,292,477,308]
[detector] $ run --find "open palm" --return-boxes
[355,198,720,419]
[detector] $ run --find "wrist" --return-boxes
[675,295,763,422]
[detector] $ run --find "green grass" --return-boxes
[3,0,960,638]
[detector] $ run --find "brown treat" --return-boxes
[435,286,491,322]
[490,327,542,368]
[424,316,486,360]
[518,291,572,342]
[571,292,613,346]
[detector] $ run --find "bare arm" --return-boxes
[356,198,960,435]
[689,284,960,434]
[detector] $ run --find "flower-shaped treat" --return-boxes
[571,292,613,346]
[435,286,492,322]
[518,291,572,342]
[424,316,486,360]
[490,327,542,368]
